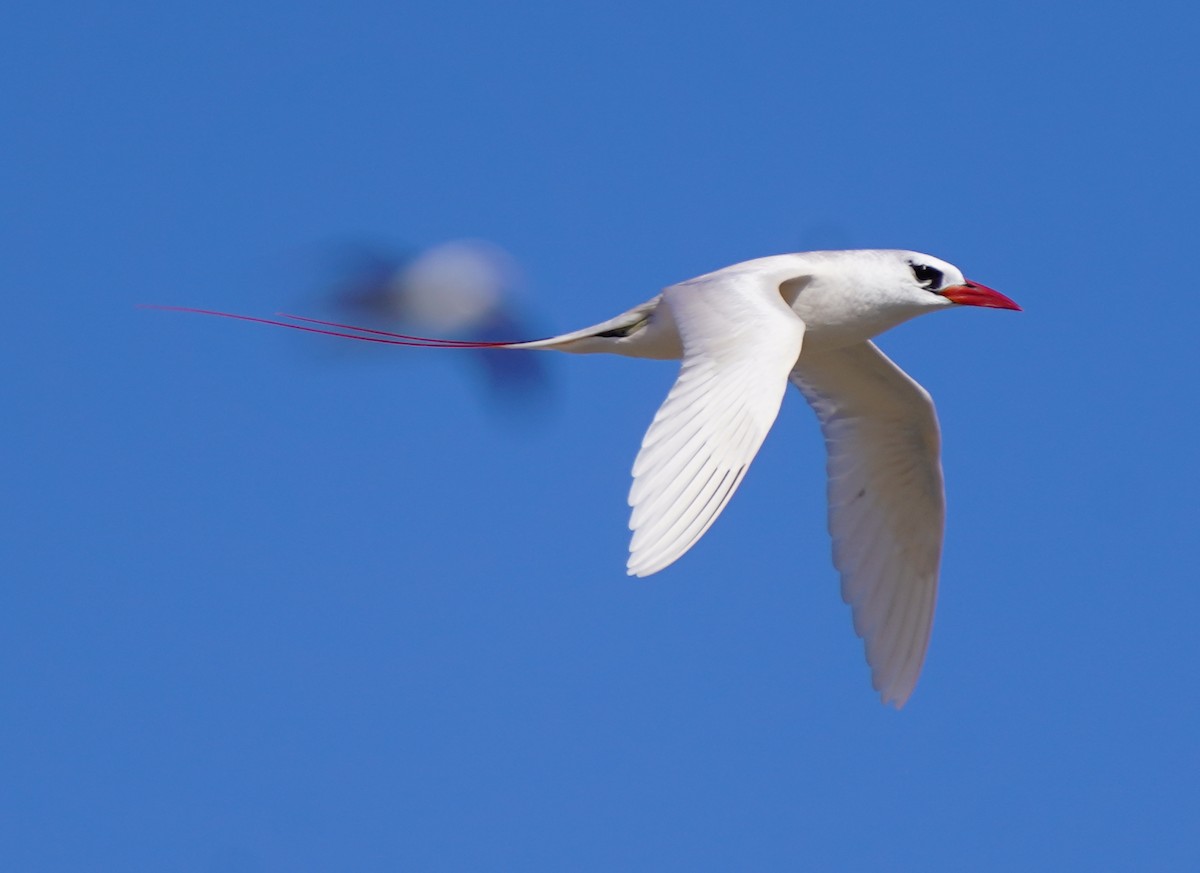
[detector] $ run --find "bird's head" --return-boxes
[891,251,1020,312]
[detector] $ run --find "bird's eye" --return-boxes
[910,263,944,290]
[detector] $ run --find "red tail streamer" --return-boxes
[140,305,521,348]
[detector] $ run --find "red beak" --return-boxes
[941,280,1021,311]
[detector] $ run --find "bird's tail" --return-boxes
[142,296,674,358]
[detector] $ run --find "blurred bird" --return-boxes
[156,249,1018,706]
[325,239,549,404]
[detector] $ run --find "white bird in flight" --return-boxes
[158,249,1019,706]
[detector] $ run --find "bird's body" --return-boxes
[159,248,1019,706]
[516,250,957,358]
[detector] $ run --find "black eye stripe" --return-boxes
[910,263,943,290]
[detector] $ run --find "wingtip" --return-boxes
[875,673,917,709]
[625,556,658,578]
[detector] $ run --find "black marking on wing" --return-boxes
[596,315,649,338]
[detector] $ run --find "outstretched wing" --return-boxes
[790,341,945,707]
[627,271,806,577]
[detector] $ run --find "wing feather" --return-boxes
[627,272,806,577]
[790,341,944,707]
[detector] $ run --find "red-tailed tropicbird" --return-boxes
[155,249,1019,706]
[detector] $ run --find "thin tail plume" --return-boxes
[139,305,530,348]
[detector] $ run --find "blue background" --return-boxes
[4,1,1198,870]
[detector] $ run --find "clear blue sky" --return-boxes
[4,2,1198,870]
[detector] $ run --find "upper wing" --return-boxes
[626,270,806,577]
[790,341,945,707]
